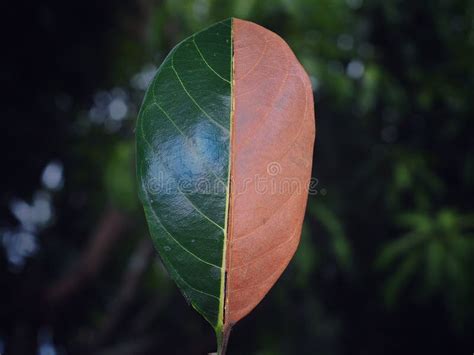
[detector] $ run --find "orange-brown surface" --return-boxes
[225,18,316,326]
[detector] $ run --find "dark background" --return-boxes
[1,0,474,354]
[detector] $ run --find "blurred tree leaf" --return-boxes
[387,150,444,211]
[308,200,353,271]
[377,209,474,315]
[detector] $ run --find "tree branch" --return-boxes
[93,237,155,345]
[44,208,129,304]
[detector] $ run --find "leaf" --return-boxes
[136,18,315,353]
[309,201,353,271]
[383,251,420,307]
[375,232,427,270]
[137,18,232,329]
[425,240,444,290]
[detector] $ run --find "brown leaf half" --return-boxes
[225,19,316,326]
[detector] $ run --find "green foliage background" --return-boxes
[1,0,473,354]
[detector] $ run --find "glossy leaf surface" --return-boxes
[136,17,315,349]
[137,18,232,328]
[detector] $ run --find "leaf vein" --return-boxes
[139,119,224,266]
[150,101,226,187]
[232,224,299,271]
[170,55,229,133]
[235,190,301,241]
[140,116,225,230]
[192,37,230,83]
[154,235,220,300]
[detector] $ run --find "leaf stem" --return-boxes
[216,325,232,355]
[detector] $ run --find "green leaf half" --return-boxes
[136,18,232,329]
